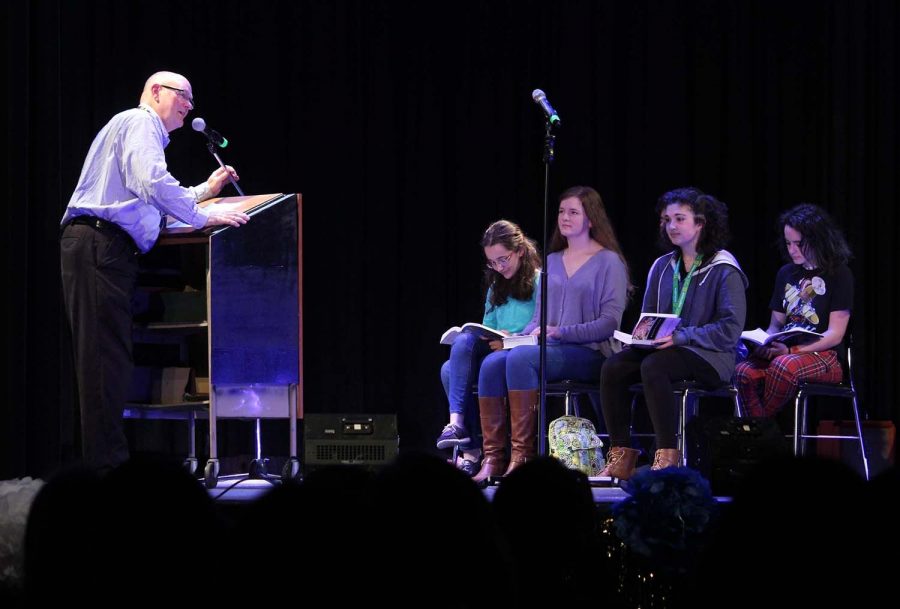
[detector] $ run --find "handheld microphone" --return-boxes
[191,117,229,148]
[531,89,561,126]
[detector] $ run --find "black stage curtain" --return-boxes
[4,0,897,478]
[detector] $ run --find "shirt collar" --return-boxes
[138,103,171,147]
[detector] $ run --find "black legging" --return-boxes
[599,347,721,448]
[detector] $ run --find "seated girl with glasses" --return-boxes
[436,220,541,476]
[472,186,631,483]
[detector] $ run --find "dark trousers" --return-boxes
[60,220,138,472]
[599,346,720,448]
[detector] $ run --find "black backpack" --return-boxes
[687,415,789,495]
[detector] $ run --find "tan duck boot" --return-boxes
[472,396,508,483]
[651,448,682,471]
[598,446,640,480]
[504,389,539,476]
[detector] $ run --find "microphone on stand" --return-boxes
[531,87,560,457]
[191,117,229,148]
[192,117,243,196]
[531,89,561,126]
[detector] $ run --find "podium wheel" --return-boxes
[204,460,219,489]
[282,457,301,481]
[184,457,198,476]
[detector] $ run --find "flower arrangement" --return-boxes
[611,466,717,574]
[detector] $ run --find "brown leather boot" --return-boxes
[651,448,682,471]
[598,446,640,480]
[472,396,508,483]
[504,389,539,476]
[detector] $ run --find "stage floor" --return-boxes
[203,475,733,505]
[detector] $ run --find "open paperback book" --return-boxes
[440,323,538,350]
[500,334,538,349]
[613,313,681,347]
[740,327,824,347]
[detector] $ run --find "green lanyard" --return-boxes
[671,254,703,317]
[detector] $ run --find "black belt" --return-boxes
[63,215,139,254]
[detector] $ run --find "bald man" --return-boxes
[60,71,249,472]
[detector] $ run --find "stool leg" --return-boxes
[850,395,870,480]
[732,392,742,418]
[679,391,692,467]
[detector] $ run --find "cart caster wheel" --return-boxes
[184,458,198,476]
[282,458,301,482]
[204,460,219,489]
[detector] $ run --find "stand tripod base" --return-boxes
[203,456,302,490]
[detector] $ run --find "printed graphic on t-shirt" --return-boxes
[782,276,826,331]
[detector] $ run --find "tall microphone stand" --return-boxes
[206,142,244,196]
[538,118,557,456]
[202,139,278,492]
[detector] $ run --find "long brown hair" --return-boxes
[480,220,541,311]
[549,186,631,286]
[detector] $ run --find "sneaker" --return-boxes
[436,423,471,449]
[454,458,480,477]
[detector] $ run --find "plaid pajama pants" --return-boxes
[735,350,843,417]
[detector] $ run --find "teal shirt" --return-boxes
[482,272,540,333]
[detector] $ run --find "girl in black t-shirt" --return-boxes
[736,204,853,417]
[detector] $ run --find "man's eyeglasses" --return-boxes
[159,84,194,108]
[486,253,515,270]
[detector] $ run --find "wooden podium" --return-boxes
[155,193,303,488]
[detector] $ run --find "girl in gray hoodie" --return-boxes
[598,187,748,480]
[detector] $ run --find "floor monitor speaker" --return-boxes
[303,413,398,473]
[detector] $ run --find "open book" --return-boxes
[613,313,681,346]
[500,334,538,349]
[439,323,538,350]
[740,327,824,347]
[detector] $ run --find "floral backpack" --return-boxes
[548,414,605,476]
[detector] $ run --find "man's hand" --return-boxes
[204,209,250,228]
[206,165,240,197]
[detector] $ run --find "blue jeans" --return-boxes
[441,332,491,446]
[478,350,509,397]
[504,344,606,390]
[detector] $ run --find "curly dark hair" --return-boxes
[480,220,541,311]
[655,187,731,257]
[776,203,851,274]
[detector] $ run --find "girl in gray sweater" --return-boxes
[473,186,630,482]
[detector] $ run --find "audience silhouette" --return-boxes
[26,456,224,608]
[24,465,102,608]
[367,451,513,608]
[492,457,609,607]
[19,450,888,609]
[691,455,872,608]
[231,464,375,605]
